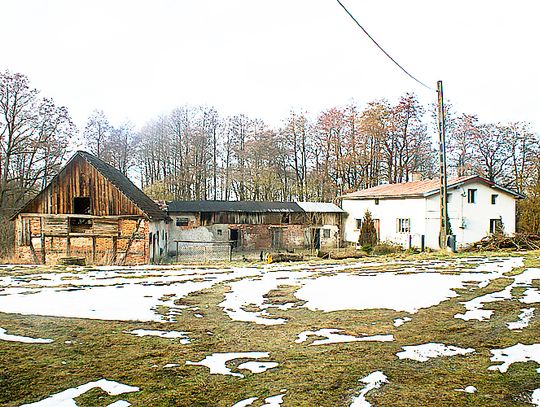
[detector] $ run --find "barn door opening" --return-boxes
[272,228,283,249]
[313,228,321,250]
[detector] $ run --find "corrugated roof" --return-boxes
[77,151,169,220]
[167,200,304,213]
[296,202,344,213]
[341,175,523,199]
[167,200,344,213]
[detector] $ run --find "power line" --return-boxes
[335,0,436,92]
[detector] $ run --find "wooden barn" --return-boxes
[12,151,169,265]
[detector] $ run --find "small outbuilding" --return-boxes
[341,175,523,250]
[12,151,169,265]
[167,200,343,255]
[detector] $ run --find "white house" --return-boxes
[341,175,523,250]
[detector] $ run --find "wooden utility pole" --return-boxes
[437,80,449,250]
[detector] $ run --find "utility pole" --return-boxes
[437,80,448,250]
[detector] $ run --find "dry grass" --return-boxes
[0,253,539,406]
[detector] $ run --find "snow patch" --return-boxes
[231,397,258,407]
[393,317,411,327]
[507,308,535,330]
[488,343,540,373]
[236,361,278,373]
[396,343,475,362]
[350,371,388,407]
[455,386,477,393]
[0,327,53,344]
[186,352,274,378]
[20,378,139,406]
[261,393,286,406]
[126,329,190,343]
[295,329,393,346]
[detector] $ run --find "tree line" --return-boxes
[1,70,539,256]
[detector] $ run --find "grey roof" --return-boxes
[167,200,304,213]
[296,202,344,213]
[77,151,169,221]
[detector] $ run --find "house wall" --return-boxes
[426,181,516,248]
[342,180,518,250]
[342,197,427,248]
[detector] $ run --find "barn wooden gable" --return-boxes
[15,151,167,219]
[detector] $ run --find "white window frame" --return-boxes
[397,218,411,233]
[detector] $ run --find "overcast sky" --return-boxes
[1,0,539,133]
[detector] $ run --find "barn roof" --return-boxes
[341,175,524,200]
[296,202,344,213]
[13,151,169,221]
[167,200,304,213]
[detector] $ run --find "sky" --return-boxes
[1,0,539,134]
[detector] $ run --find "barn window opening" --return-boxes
[176,217,189,227]
[71,197,92,231]
[281,213,290,224]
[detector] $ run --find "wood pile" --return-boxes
[318,248,367,260]
[266,252,304,263]
[465,233,540,251]
[58,257,86,266]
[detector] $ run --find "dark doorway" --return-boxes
[71,197,92,232]
[313,228,321,250]
[272,228,283,249]
[230,229,239,248]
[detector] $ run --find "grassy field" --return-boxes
[0,252,539,406]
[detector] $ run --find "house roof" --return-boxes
[341,175,524,200]
[13,151,169,221]
[167,200,344,214]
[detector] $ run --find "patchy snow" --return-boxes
[0,257,524,325]
[163,363,180,368]
[456,267,540,321]
[261,393,286,406]
[126,329,190,343]
[0,327,53,344]
[396,343,475,362]
[488,343,540,373]
[522,288,540,304]
[350,371,388,407]
[0,267,259,322]
[296,271,499,314]
[507,308,535,330]
[107,401,131,407]
[393,317,412,327]
[295,329,393,346]
[20,378,139,406]
[532,388,540,406]
[236,361,278,373]
[455,386,477,393]
[231,397,258,407]
[186,352,272,378]
[218,271,311,325]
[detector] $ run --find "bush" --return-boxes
[372,242,403,255]
[358,210,378,247]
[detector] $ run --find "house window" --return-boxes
[217,229,223,236]
[355,219,362,230]
[397,218,410,233]
[491,194,498,205]
[467,189,477,203]
[374,198,380,205]
[447,193,452,203]
[176,217,189,227]
[323,228,331,239]
[489,219,503,234]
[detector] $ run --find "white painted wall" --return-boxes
[342,181,517,250]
